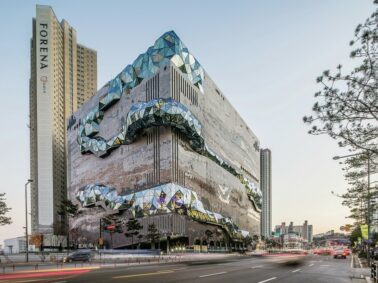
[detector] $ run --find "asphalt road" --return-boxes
[0,254,367,283]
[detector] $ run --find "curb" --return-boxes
[352,254,370,282]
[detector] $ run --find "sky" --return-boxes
[0,0,376,245]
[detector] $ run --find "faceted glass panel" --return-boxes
[77,183,249,240]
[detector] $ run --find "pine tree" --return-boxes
[56,199,78,253]
[338,154,378,225]
[102,214,123,248]
[146,223,160,249]
[0,193,11,226]
[124,218,143,249]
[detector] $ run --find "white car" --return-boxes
[333,249,347,259]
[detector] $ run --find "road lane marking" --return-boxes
[199,271,227,278]
[292,269,301,273]
[192,261,209,264]
[320,265,330,267]
[113,270,174,279]
[356,256,363,268]
[257,277,277,283]
[141,264,180,268]
[309,263,314,267]
[251,265,263,268]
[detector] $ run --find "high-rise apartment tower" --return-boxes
[260,148,272,239]
[29,5,97,236]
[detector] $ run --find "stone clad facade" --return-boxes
[67,32,261,249]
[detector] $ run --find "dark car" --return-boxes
[63,251,92,263]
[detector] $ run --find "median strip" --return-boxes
[0,269,91,280]
[199,271,227,278]
[14,266,99,274]
[257,277,277,283]
[15,280,42,283]
[113,270,174,279]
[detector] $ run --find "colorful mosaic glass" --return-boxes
[77,183,249,240]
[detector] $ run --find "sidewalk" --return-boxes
[352,254,372,283]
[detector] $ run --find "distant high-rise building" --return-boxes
[29,5,97,236]
[260,148,272,238]
[274,220,313,244]
[301,220,313,243]
[76,44,97,106]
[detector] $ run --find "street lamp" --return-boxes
[25,179,33,262]
[333,152,372,266]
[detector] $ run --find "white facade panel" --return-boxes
[36,7,54,226]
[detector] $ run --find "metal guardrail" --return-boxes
[372,262,377,282]
[1,255,183,274]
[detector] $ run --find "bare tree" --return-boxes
[304,8,378,155]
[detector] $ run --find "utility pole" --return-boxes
[100,218,102,238]
[99,218,102,249]
[367,152,371,266]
